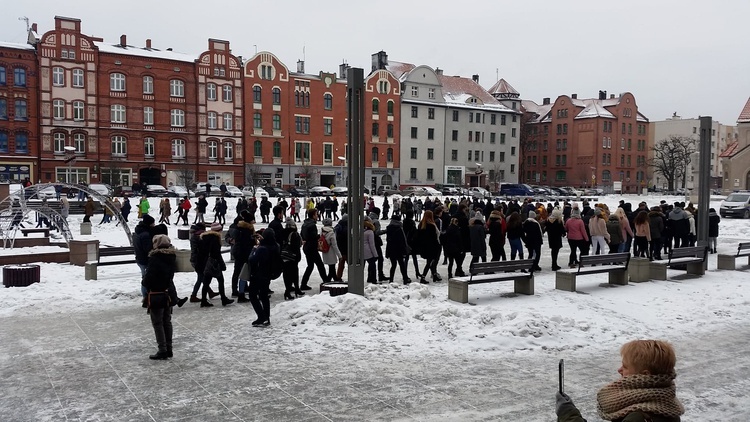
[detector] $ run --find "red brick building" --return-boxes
[363,66,402,189]
[521,91,650,193]
[0,39,38,182]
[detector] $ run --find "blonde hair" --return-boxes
[620,340,676,375]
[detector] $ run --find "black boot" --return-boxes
[166,347,173,358]
[221,297,234,306]
[237,294,250,303]
[149,350,169,360]
[200,299,214,308]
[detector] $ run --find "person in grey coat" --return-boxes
[363,220,379,284]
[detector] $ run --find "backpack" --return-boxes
[269,250,283,280]
[318,233,330,253]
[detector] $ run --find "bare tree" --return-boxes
[488,163,505,193]
[176,161,196,190]
[649,135,696,192]
[244,162,264,192]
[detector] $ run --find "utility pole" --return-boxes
[697,116,712,269]
[346,68,365,296]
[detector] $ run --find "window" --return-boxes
[474,150,480,161]
[273,114,282,130]
[224,142,234,159]
[372,98,379,114]
[428,128,434,140]
[223,85,233,102]
[54,133,66,153]
[111,136,127,156]
[324,93,332,110]
[171,109,185,127]
[490,133,496,144]
[144,137,154,157]
[323,144,333,162]
[208,141,218,159]
[500,151,506,162]
[70,68,84,88]
[0,66,5,85]
[111,104,126,123]
[206,83,219,101]
[511,146,516,156]
[411,86,418,97]
[469,113,473,123]
[387,124,394,138]
[489,151,495,162]
[372,147,379,162]
[500,133,506,144]
[621,155,625,166]
[501,115,506,125]
[170,79,184,97]
[207,112,217,129]
[143,107,153,125]
[387,100,394,116]
[627,139,631,150]
[253,85,262,103]
[556,171,566,181]
[427,169,434,180]
[428,108,435,120]
[410,168,417,179]
[254,113,262,129]
[378,80,389,94]
[628,123,632,135]
[372,123,379,137]
[172,139,186,158]
[542,156,547,166]
[622,123,626,134]
[452,130,458,141]
[386,148,393,162]
[0,99,6,119]
[14,100,27,120]
[428,88,435,99]
[15,132,27,153]
[142,76,153,94]
[52,67,65,86]
[410,127,417,139]
[427,148,434,160]
[452,110,459,122]
[273,88,282,105]
[467,150,472,160]
[261,65,273,80]
[512,115,518,123]
[73,133,85,153]
[512,128,517,138]
[223,113,233,130]
[273,141,281,157]
[53,99,65,120]
[451,150,457,161]
[620,138,625,149]
[323,118,332,135]
[602,170,611,182]
[14,68,26,87]
[110,73,125,91]
[411,106,418,118]
[410,147,417,159]
[491,114,496,125]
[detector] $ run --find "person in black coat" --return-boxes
[488,209,506,261]
[385,214,411,284]
[334,214,348,281]
[259,197,272,223]
[454,203,471,277]
[267,205,285,246]
[247,228,280,326]
[197,223,234,307]
[133,214,156,300]
[299,208,329,289]
[121,197,132,222]
[441,218,462,278]
[523,211,544,272]
[546,209,566,271]
[280,218,304,299]
[708,207,720,254]
[402,210,420,280]
[229,217,256,300]
[193,195,208,224]
[142,234,177,360]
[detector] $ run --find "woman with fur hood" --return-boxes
[522,211,544,272]
[197,223,234,307]
[546,208,566,271]
[143,235,177,360]
[487,209,507,262]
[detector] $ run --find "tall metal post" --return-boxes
[346,68,365,295]
[697,116,712,268]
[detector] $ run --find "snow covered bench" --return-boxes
[717,242,750,271]
[555,252,630,292]
[649,246,708,280]
[448,259,534,304]
[85,246,136,280]
[21,227,50,237]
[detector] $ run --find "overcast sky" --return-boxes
[3,0,749,125]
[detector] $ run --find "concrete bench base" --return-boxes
[84,261,98,280]
[448,276,533,304]
[628,257,651,283]
[650,260,705,280]
[555,269,627,292]
[717,254,750,270]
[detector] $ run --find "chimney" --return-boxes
[610,94,615,99]
[166,48,173,51]
[297,59,305,73]
[339,61,350,79]
[146,39,152,49]
[120,34,127,47]
[571,93,577,99]
[31,23,37,33]
[371,50,388,71]
[598,90,607,100]
[436,67,443,76]
[472,74,479,84]
[542,97,550,105]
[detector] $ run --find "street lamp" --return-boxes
[337,155,347,186]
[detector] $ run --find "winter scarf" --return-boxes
[596,373,684,421]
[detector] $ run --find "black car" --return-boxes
[264,186,291,197]
[287,186,309,197]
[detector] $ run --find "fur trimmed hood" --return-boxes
[148,246,176,257]
[200,230,222,240]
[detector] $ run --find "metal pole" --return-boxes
[697,116,712,269]
[346,68,365,295]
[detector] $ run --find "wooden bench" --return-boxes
[649,246,708,280]
[717,242,750,271]
[85,246,136,280]
[555,253,630,292]
[448,259,534,303]
[21,227,50,237]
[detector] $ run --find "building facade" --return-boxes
[522,91,650,193]
[0,39,38,182]
[719,97,750,192]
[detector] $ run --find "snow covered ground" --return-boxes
[1,193,749,421]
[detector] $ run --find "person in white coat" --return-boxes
[321,218,342,282]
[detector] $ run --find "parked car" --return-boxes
[441,187,459,195]
[331,186,348,196]
[564,186,584,197]
[224,185,244,197]
[286,186,309,197]
[194,182,222,196]
[113,185,134,197]
[309,186,333,197]
[241,186,269,198]
[720,191,750,219]
[166,185,193,198]
[88,183,113,197]
[401,186,428,196]
[498,183,534,197]
[377,186,401,196]
[263,186,291,197]
[468,187,491,199]
[144,184,167,197]
[35,186,57,199]
[423,187,441,196]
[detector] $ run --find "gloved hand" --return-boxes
[556,391,574,416]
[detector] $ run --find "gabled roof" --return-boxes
[96,42,196,63]
[384,60,416,81]
[720,142,740,158]
[575,99,616,119]
[439,74,513,112]
[737,97,750,123]
[487,78,519,97]
[522,100,553,123]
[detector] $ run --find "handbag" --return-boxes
[203,256,224,277]
[239,262,251,281]
[147,291,170,310]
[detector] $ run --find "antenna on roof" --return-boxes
[496,68,499,82]
[18,16,30,32]
[303,45,306,61]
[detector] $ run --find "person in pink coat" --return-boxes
[564,207,589,267]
